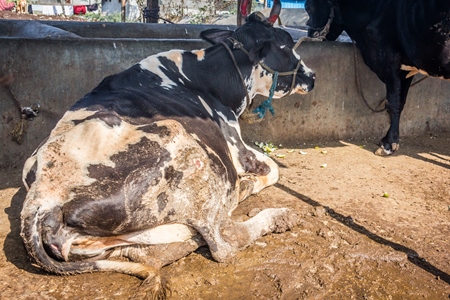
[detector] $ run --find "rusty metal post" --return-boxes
[121,0,126,22]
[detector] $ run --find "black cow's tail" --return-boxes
[20,204,169,299]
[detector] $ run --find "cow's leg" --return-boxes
[190,208,298,262]
[219,118,279,202]
[375,71,413,156]
[67,232,206,299]
[105,235,206,298]
[107,234,206,269]
[238,146,279,202]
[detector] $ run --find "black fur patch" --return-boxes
[63,137,170,236]
[73,110,122,127]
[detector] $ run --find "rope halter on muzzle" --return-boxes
[308,5,335,40]
[221,37,304,122]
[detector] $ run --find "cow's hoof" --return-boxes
[273,210,299,233]
[374,143,400,156]
[132,273,170,300]
[374,143,399,156]
[374,146,392,156]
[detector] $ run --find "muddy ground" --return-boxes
[1,132,449,299]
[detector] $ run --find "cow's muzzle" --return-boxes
[307,6,335,40]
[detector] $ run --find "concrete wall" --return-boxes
[1,20,449,168]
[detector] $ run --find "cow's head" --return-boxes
[305,0,343,41]
[200,11,315,101]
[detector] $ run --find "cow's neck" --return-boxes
[181,45,256,117]
[337,0,394,71]
[337,0,377,41]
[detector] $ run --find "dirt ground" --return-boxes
[0,131,449,299]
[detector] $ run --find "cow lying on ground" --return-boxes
[20,11,315,298]
[305,0,450,155]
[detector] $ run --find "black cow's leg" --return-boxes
[375,72,413,156]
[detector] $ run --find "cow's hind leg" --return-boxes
[109,234,206,268]
[108,235,206,299]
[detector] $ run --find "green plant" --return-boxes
[83,12,122,22]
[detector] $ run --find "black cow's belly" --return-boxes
[396,0,450,78]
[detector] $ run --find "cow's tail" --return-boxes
[20,205,169,299]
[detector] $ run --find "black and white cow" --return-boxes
[21,11,315,299]
[305,0,450,155]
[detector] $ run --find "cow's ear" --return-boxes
[200,29,234,45]
[248,41,271,62]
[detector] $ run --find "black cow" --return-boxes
[305,0,450,155]
[21,11,315,299]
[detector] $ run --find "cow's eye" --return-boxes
[304,4,309,12]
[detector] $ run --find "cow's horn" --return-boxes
[268,0,281,25]
[240,0,250,24]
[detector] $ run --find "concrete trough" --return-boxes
[1,19,449,168]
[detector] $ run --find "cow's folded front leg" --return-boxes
[238,147,279,202]
[238,178,255,202]
[222,208,298,249]
[192,208,298,262]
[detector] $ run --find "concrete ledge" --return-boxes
[1,20,449,168]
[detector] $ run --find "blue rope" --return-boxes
[253,71,278,119]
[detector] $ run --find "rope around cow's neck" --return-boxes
[252,71,278,118]
[219,39,252,110]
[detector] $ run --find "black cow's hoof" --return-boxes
[374,143,399,156]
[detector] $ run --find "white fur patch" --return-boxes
[300,59,314,77]
[140,55,177,89]
[198,96,213,116]
[139,49,192,89]
[193,49,206,61]
[165,51,191,83]
[123,224,197,244]
[292,48,301,60]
